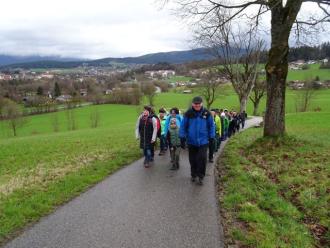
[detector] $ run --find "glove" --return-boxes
[209,138,214,145]
[180,138,186,149]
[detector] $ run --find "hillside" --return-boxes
[0,48,214,69]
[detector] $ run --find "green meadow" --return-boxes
[287,64,330,81]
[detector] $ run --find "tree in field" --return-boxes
[54,82,61,97]
[161,0,330,137]
[2,99,25,136]
[199,69,224,109]
[141,82,157,107]
[295,80,317,112]
[195,22,264,112]
[250,79,267,116]
[37,86,43,96]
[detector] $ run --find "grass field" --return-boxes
[287,64,330,81]
[153,88,330,114]
[1,81,330,245]
[218,112,330,247]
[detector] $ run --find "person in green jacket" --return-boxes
[222,109,230,140]
[167,118,181,170]
[214,109,222,152]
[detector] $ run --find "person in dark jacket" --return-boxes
[179,96,215,185]
[135,106,158,168]
[240,110,247,129]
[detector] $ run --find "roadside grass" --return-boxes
[218,112,330,247]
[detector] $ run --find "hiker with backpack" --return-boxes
[163,107,183,137]
[167,118,181,170]
[180,96,215,185]
[214,109,222,153]
[158,108,168,155]
[135,106,158,168]
[208,110,217,163]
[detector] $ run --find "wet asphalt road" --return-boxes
[4,117,262,248]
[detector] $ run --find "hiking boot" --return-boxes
[197,177,203,185]
[144,162,150,168]
[170,164,176,170]
[209,159,214,163]
[191,177,196,182]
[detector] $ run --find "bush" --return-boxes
[301,64,310,70]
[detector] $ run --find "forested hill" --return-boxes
[0,49,214,69]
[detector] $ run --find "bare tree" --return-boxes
[196,23,264,112]
[250,79,267,116]
[66,109,77,131]
[161,0,330,137]
[90,107,101,128]
[199,69,224,109]
[2,99,26,136]
[51,113,60,132]
[295,80,317,112]
[141,82,157,106]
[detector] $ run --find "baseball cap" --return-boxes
[192,96,203,104]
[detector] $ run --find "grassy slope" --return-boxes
[218,112,330,247]
[0,105,141,243]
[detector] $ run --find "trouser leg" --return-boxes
[175,147,181,168]
[208,141,214,160]
[188,146,198,178]
[144,148,152,163]
[170,148,175,163]
[196,146,207,179]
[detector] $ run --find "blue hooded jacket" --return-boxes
[179,107,215,147]
[163,114,183,136]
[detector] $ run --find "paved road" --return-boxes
[4,117,262,248]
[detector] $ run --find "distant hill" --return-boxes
[0,49,215,69]
[0,55,83,67]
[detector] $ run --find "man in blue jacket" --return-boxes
[180,96,215,185]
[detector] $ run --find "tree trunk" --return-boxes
[263,2,302,137]
[239,95,248,113]
[253,101,260,116]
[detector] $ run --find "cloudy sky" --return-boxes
[0,0,191,59]
[0,0,328,59]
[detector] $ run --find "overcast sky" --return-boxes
[0,0,192,59]
[0,0,328,59]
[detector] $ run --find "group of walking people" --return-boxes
[135,96,247,185]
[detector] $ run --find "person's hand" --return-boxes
[180,138,186,149]
[209,138,214,145]
[151,139,156,143]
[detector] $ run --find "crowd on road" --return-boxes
[135,96,248,185]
